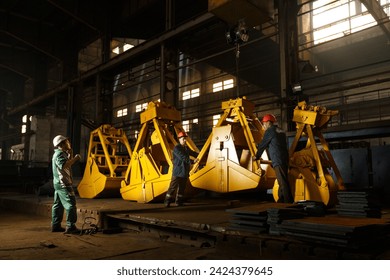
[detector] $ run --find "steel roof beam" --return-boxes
[46,0,100,34]
[360,0,390,40]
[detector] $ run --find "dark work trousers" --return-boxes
[273,165,293,203]
[165,176,187,204]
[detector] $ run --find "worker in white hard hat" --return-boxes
[164,131,198,207]
[51,135,81,234]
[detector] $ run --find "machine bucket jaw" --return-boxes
[78,124,132,198]
[190,97,276,193]
[273,101,345,206]
[120,101,199,203]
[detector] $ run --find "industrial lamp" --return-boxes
[225,19,249,45]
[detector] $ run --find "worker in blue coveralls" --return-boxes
[51,135,81,234]
[164,131,199,207]
[253,114,293,203]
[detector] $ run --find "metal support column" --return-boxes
[95,73,102,125]
[66,85,82,153]
[160,0,177,107]
[278,0,300,131]
[66,84,82,176]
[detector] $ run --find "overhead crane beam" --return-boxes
[360,0,390,40]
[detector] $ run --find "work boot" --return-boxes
[51,226,65,232]
[164,200,171,208]
[175,194,184,206]
[64,225,80,234]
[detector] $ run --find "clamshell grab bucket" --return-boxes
[120,101,199,203]
[190,97,276,193]
[78,125,132,198]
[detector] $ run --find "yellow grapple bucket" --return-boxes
[78,124,132,198]
[78,158,125,198]
[190,97,276,193]
[272,101,345,206]
[120,101,199,203]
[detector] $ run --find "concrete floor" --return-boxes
[1,191,390,260]
[0,211,225,260]
[0,192,232,260]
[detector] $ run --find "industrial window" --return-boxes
[384,0,390,14]
[182,120,189,132]
[182,118,198,132]
[21,115,31,134]
[182,88,200,100]
[213,114,220,126]
[112,43,134,54]
[116,108,128,117]
[135,102,148,112]
[312,0,390,44]
[213,79,234,92]
[223,79,234,89]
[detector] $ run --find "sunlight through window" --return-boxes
[213,79,234,92]
[213,114,220,126]
[312,0,384,44]
[182,88,200,100]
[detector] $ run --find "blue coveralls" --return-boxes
[165,143,198,205]
[255,124,293,203]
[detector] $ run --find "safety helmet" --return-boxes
[177,131,188,138]
[262,114,276,123]
[53,135,67,147]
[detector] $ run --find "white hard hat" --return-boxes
[53,135,67,147]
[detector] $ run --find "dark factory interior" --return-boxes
[1,0,390,260]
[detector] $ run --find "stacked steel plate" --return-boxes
[278,216,390,248]
[225,204,305,234]
[226,206,269,233]
[267,207,306,235]
[336,191,382,218]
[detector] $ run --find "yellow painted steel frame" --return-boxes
[78,124,132,198]
[273,101,345,206]
[190,97,276,193]
[120,101,199,203]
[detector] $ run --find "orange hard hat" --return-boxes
[262,114,276,123]
[177,131,188,138]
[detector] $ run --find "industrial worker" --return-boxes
[164,131,199,207]
[253,114,293,203]
[51,135,81,234]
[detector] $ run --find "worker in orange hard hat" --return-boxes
[164,131,199,207]
[253,114,293,203]
[177,131,187,138]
